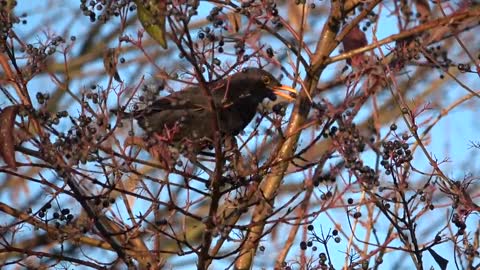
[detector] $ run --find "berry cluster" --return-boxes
[206,6,224,28]
[287,225,342,269]
[51,208,75,228]
[39,88,111,166]
[452,213,467,235]
[329,122,379,186]
[0,1,26,52]
[34,203,74,228]
[424,45,452,70]
[380,125,413,175]
[94,196,116,209]
[313,173,336,187]
[16,36,66,78]
[329,123,366,164]
[79,0,132,23]
[457,63,472,73]
[392,38,421,70]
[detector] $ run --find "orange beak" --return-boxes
[270,85,297,101]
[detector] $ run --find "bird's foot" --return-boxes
[151,123,182,143]
[163,122,181,141]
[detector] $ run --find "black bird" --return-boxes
[122,68,296,155]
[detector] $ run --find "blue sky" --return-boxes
[3,1,479,269]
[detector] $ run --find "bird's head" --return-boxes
[227,68,297,103]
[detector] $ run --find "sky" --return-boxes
[3,1,480,269]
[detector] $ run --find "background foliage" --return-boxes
[0,0,479,269]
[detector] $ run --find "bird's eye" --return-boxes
[262,75,271,85]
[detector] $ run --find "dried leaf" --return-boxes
[287,1,307,31]
[0,105,20,170]
[428,247,449,270]
[414,0,431,21]
[227,13,241,33]
[103,48,122,82]
[135,0,168,49]
[342,25,368,53]
[342,25,368,67]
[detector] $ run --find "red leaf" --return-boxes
[342,25,367,52]
[342,25,368,67]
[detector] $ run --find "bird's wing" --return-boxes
[139,90,209,115]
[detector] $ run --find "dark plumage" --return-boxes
[126,68,296,152]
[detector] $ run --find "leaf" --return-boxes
[414,0,431,21]
[428,247,449,270]
[227,13,241,33]
[135,0,168,49]
[342,25,367,53]
[103,48,122,82]
[0,105,20,170]
[342,25,368,67]
[287,1,307,31]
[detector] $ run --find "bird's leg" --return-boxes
[224,136,250,177]
[153,123,181,143]
[164,122,181,141]
[149,123,183,168]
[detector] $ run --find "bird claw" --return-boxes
[153,122,181,143]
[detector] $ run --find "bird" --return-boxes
[117,67,296,168]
